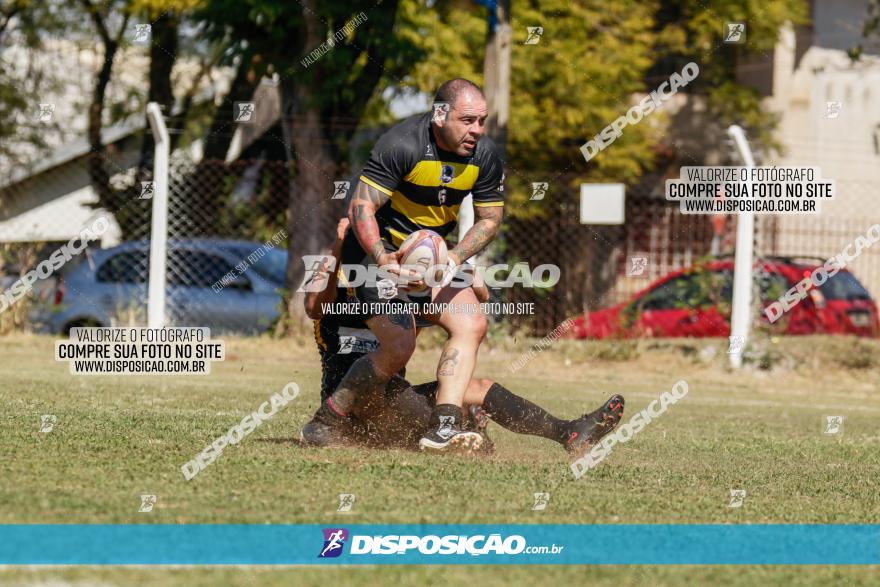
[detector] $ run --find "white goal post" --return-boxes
[146,102,169,328]
[727,124,756,369]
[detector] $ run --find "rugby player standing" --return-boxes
[303,218,626,453]
[302,78,506,451]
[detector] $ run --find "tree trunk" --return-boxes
[129,11,178,240]
[278,77,344,334]
[203,53,262,160]
[86,37,131,232]
[275,0,402,335]
[179,54,265,236]
[136,12,178,175]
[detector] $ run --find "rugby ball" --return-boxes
[397,230,448,292]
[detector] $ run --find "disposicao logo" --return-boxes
[319,528,349,558]
[317,530,563,558]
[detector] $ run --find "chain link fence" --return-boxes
[2,131,879,337]
[761,181,880,298]
[0,151,293,333]
[502,179,719,333]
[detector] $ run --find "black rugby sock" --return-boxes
[428,403,463,429]
[482,382,569,443]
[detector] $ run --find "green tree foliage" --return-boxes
[399,0,808,215]
[400,0,659,215]
[195,0,427,328]
[506,1,659,198]
[655,0,809,151]
[0,0,68,168]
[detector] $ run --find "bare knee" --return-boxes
[464,378,495,406]
[452,313,487,343]
[475,314,488,341]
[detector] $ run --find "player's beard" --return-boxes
[459,134,477,154]
[436,125,475,156]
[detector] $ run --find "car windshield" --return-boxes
[218,244,287,284]
[818,271,872,301]
[232,246,287,284]
[253,248,288,284]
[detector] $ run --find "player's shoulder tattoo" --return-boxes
[352,181,389,208]
[475,204,503,222]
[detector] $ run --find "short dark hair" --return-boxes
[433,78,484,109]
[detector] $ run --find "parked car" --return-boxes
[33,239,287,334]
[570,257,879,339]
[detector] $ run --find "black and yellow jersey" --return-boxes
[353,110,505,249]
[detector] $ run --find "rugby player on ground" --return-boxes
[300,218,625,453]
[302,78,508,452]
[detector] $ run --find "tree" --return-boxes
[652,0,809,154]
[197,0,424,330]
[133,3,180,180]
[849,0,880,61]
[75,0,243,238]
[401,0,809,198]
[399,0,659,207]
[398,0,808,327]
[77,0,133,230]
[0,0,68,170]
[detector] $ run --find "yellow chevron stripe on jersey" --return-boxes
[403,160,479,190]
[390,192,460,227]
[388,228,408,247]
[359,175,393,195]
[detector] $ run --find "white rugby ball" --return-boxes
[397,230,448,292]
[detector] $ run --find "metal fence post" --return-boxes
[727,125,756,368]
[146,103,169,328]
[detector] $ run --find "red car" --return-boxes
[570,257,879,339]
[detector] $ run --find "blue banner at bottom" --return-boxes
[1,524,878,565]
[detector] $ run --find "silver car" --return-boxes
[36,239,287,334]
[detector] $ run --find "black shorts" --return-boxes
[340,233,433,321]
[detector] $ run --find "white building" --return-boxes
[758,0,880,295]
[0,34,234,247]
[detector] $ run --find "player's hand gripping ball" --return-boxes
[397,230,448,292]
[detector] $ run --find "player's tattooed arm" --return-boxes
[348,181,391,263]
[449,205,504,266]
[352,204,384,260]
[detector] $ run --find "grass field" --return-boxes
[1,331,879,585]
